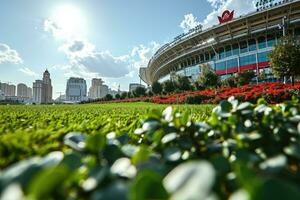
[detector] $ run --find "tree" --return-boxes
[198,64,220,88]
[133,87,146,97]
[105,94,113,101]
[163,80,176,93]
[152,81,163,95]
[235,70,255,86]
[222,76,237,88]
[115,93,121,100]
[269,36,300,85]
[177,76,192,91]
[120,92,127,100]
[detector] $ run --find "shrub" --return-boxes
[2,98,300,199]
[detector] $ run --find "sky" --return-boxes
[0,0,257,98]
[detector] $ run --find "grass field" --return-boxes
[0,103,213,168]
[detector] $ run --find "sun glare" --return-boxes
[51,4,86,37]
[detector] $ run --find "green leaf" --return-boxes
[103,144,124,165]
[163,147,182,162]
[86,133,106,154]
[284,144,300,159]
[28,165,70,199]
[132,146,151,165]
[259,155,287,172]
[130,170,169,200]
[254,178,300,200]
[163,161,215,200]
[161,133,177,144]
[111,158,137,179]
[90,181,129,200]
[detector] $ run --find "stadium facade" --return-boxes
[140,0,300,85]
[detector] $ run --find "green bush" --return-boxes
[1,98,300,199]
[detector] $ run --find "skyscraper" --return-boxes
[66,77,87,101]
[33,80,44,104]
[43,69,53,103]
[88,78,109,99]
[17,83,28,98]
[33,69,53,104]
[0,83,16,97]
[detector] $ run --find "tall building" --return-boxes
[0,83,16,97]
[88,78,109,99]
[17,83,28,98]
[43,69,53,103]
[27,87,32,99]
[66,77,87,101]
[33,80,44,104]
[33,69,53,104]
[0,90,4,101]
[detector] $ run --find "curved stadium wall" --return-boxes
[139,0,300,85]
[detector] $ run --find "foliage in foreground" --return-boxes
[1,98,300,199]
[0,103,212,168]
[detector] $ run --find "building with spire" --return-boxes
[33,69,53,104]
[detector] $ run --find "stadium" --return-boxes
[140,0,300,85]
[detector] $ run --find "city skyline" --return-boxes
[0,0,257,98]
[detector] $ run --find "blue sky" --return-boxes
[0,0,255,98]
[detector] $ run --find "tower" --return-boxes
[43,69,53,103]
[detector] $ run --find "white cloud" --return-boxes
[59,39,132,78]
[130,41,161,69]
[202,0,255,28]
[44,19,64,39]
[18,67,39,77]
[43,16,161,86]
[180,14,201,33]
[0,44,23,64]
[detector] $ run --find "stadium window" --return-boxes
[226,58,238,68]
[200,54,204,62]
[240,41,248,53]
[258,51,270,63]
[232,43,239,55]
[240,54,256,66]
[205,53,210,61]
[216,61,226,70]
[248,39,257,51]
[267,35,276,47]
[219,47,225,59]
[191,58,195,65]
[258,36,266,49]
[211,52,216,60]
[184,61,187,67]
[195,56,200,64]
[225,45,232,57]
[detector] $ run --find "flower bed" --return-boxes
[104,83,300,104]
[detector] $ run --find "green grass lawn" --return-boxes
[0,103,213,168]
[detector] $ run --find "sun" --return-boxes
[50,4,86,38]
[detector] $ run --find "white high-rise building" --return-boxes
[0,83,16,97]
[17,83,28,98]
[88,78,109,99]
[27,87,32,99]
[0,90,4,101]
[33,69,53,104]
[33,80,44,104]
[66,77,87,101]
